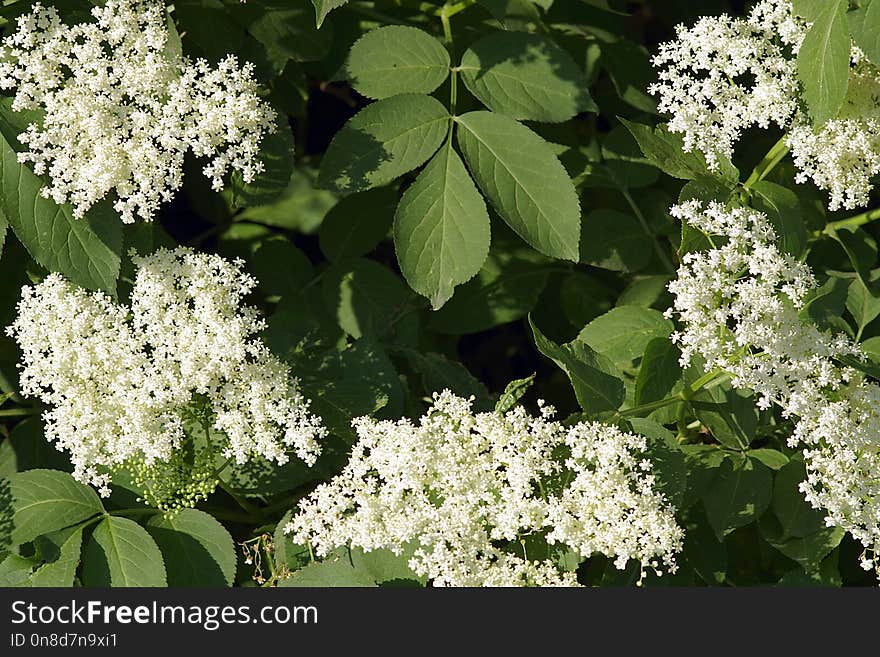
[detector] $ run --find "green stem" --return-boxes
[442,0,475,18]
[683,369,728,398]
[743,136,790,189]
[112,508,159,518]
[211,456,235,480]
[440,3,453,44]
[620,188,675,274]
[617,369,728,419]
[617,396,682,418]
[0,407,40,418]
[264,543,277,581]
[393,0,475,16]
[449,67,458,114]
[824,207,880,234]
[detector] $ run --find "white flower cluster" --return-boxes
[6,247,325,501]
[0,0,276,223]
[651,0,880,210]
[649,0,802,171]
[285,391,683,587]
[668,200,880,571]
[787,64,880,211]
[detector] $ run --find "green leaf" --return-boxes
[428,244,550,334]
[346,26,450,100]
[82,516,167,587]
[319,188,396,263]
[354,546,424,585]
[495,374,535,414]
[234,0,333,63]
[145,509,236,587]
[778,556,841,587]
[861,335,880,361]
[322,258,412,339]
[228,120,295,208]
[29,525,84,587]
[248,238,314,296]
[792,0,830,21]
[273,511,312,572]
[311,0,347,27]
[403,350,493,410]
[684,508,727,585]
[803,274,852,335]
[629,418,687,508]
[318,94,450,194]
[0,554,36,587]
[459,31,596,122]
[749,180,807,257]
[691,384,758,451]
[164,8,183,63]
[176,0,245,62]
[846,277,880,336]
[772,457,827,539]
[249,239,313,299]
[305,339,401,437]
[678,176,736,205]
[456,111,581,261]
[829,225,877,287]
[577,306,673,366]
[530,317,625,414]
[748,449,789,471]
[579,209,652,273]
[238,166,336,233]
[0,213,6,258]
[280,553,378,587]
[0,133,121,294]
[848,0,880,66]
[634,338,681,406]
[600,39,657,114]
[681,444,727,508]
[620,119,738,184]
[0,418,73,475]
[394,141,490,310]
[760,513,845,571]
[281,546,422,586]
[702,454,772,540]
[262,331,398,443]
[7,470,103,546]
[475,0,541,22]
[796,0,850,127]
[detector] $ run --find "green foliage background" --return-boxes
[1,0,878,587]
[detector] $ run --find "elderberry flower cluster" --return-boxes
[649,0,802,171]
[651,0,880,210]
[0,0,276,223]
[6,247,325,509]
[285,391,683,587]
[667,200,880,573]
